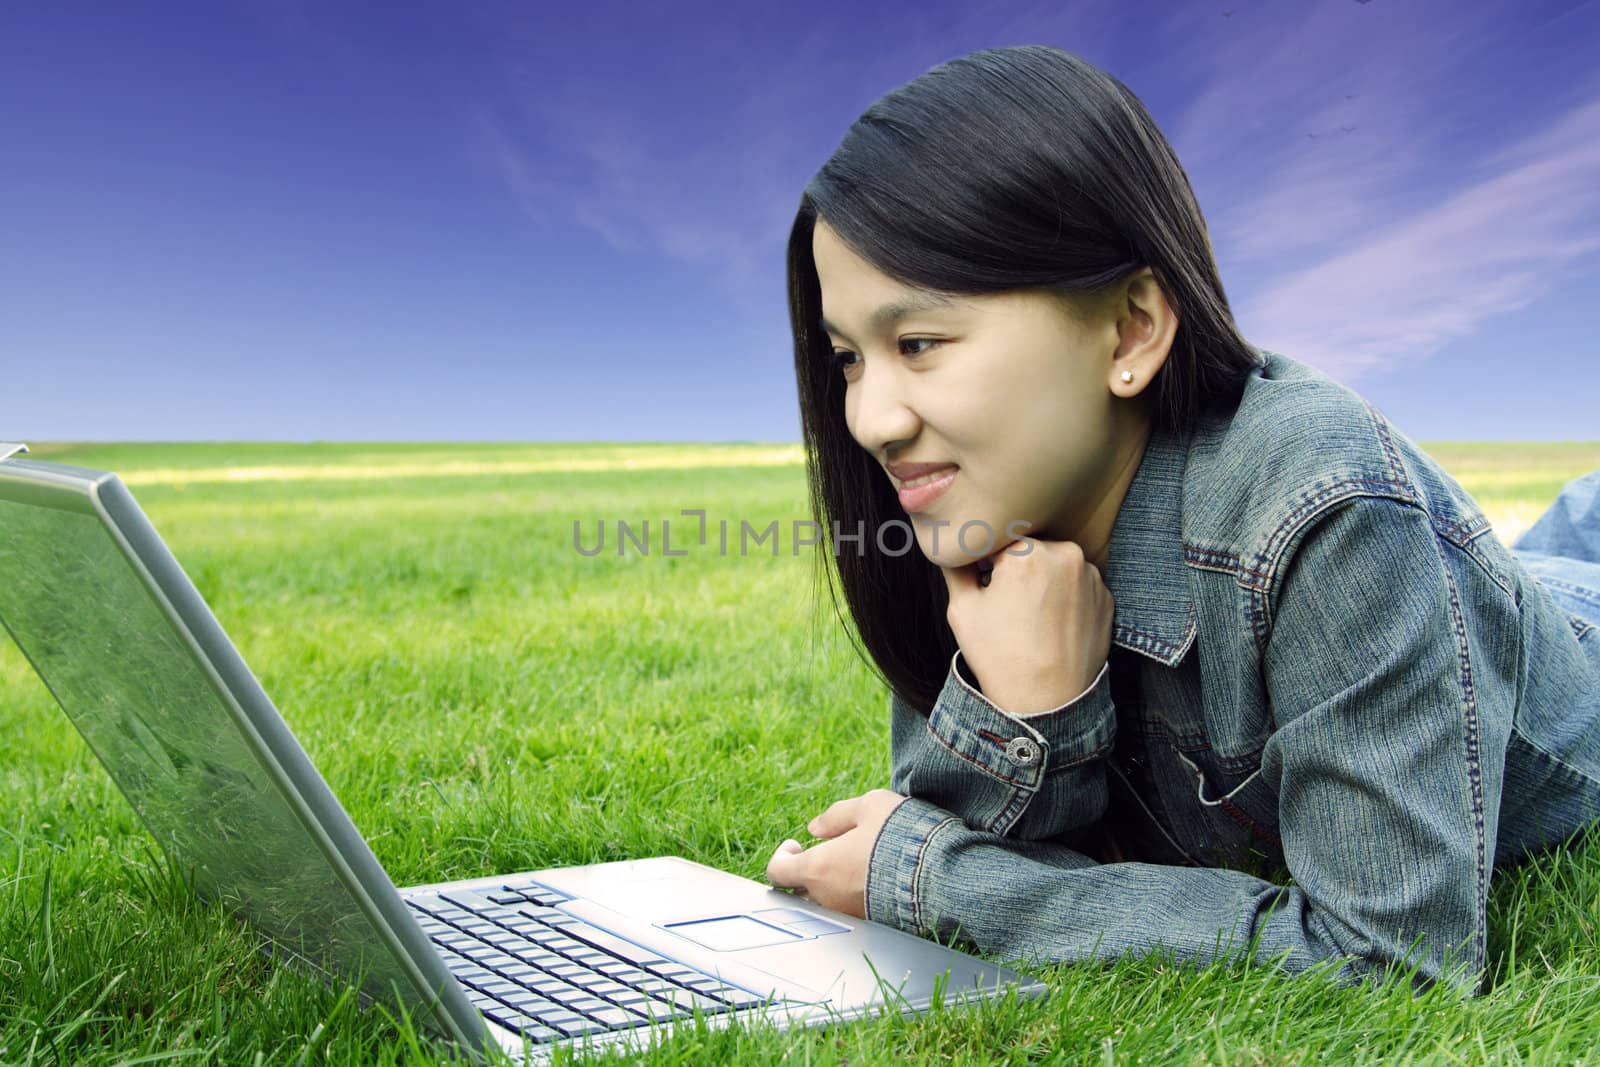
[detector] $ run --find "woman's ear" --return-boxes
[1109,267,1178,397]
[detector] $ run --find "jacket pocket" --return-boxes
[1174,750,1284,856]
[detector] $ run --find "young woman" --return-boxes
[763,44,1600,996]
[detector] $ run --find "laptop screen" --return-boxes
[0,465,436,1018]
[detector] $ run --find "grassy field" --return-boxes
[3,440,1599,1065]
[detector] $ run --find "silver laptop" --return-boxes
[0,444,1045,1063]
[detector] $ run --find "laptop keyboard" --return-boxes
[405,881,769,1044]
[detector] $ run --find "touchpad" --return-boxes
[663,914,803,952]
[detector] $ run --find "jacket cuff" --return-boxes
[927,650,1115,789]
[864,795,960,933]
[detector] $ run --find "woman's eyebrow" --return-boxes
[819,292,962,342]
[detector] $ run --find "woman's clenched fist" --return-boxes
[940,537,1114,716]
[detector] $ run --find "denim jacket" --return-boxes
[864,349,1600,995]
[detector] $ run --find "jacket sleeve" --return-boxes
[889,648,1115,841]
[867,496,1500,994]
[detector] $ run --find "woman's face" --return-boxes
[812,217,1156,568]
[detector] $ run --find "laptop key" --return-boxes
[518,1024,562,1044]
[454,966,502,987]
[515,995,565,1019]
[682,978,731,998]
[542,1012,607,1038]
[480,952,521,970]
[631,997,695,1023]
[520,952,569,971]
[540,983,594,1007]
[506,923,555,944]
[516,905,567,923]
[713,987,769,1009]
[496,1010,557,1037]
[668,989,734,1015]
[479,981,520,998]
[635,977,678,997]
[483,1006,526,1029]
[522,887,572,907]
[528,976,572,997]
[586,1005,647,1029]
[685,975,754,999]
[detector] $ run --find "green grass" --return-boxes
[3,440,1599,1066]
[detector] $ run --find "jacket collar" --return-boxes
[1102,422,1197,667]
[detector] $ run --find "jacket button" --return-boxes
[1004,737,1041,766]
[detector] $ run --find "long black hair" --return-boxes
[788,45,1262,713]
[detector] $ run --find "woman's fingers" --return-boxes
[765,839,806,888]
[942,536,1026,600]
[808,795,860,838]
[807,786,911,839]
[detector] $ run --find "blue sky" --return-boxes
[3,0,1597,442]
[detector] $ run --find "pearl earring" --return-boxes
[1120,370,1135,384]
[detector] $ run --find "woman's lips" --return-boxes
[897,466,958,512]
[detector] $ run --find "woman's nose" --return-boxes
[847,360,921,455]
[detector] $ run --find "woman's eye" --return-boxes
[830,339,938,377]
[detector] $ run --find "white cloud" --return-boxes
[1239,90,1600,381]
[1151,0,1600,384]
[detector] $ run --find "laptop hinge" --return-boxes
[0,443,29,462]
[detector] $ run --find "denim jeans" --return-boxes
[862,350,1600,999]
[1511,468,1600,626]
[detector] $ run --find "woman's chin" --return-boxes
[912,518,1039,568]
[913,538,987,570]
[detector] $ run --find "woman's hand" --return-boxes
[941,537,1114,715]
[764,789,908,917]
